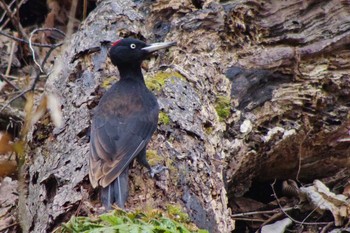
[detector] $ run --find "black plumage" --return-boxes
[89,38,175,209]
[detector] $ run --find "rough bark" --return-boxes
[18,0,350,232]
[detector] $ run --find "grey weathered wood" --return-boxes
[18,0,350,232]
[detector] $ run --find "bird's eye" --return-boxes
[130,44,136,49]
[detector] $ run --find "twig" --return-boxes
[83,0,87,20]
[15,0,20,30]
[28,28,65,86]
[0,31,62,113]
[0,88,31,112]
[300,205,319,225]
[0,0,25,30]
[0,74,21,92]
[320,222,333,233]
[5,40,16,75]
[29,28,66,73]
[0,30,64,48]
[0,0,27,38]
[231,217,265,222]
[29,30,44,73]
[0,0,14,24]
[270,180,332,226]
[259,211,285,230]
[231,207,296,217]
[0,17,10,30]
[29,46,56,91]
[296,126,312,183]
[0,0,27,30]
[0,221,18,231]
[66,0,78,38]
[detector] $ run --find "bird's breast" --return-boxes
[96,84,158,119]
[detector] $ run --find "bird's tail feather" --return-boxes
[101,167,129,209]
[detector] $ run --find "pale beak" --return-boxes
[142,41,177,53]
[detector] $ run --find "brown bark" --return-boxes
[17,0,350,232]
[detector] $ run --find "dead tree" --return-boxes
[18,0,350,232]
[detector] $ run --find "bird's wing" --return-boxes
[89,95,158,188]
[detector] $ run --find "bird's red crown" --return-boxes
[112,39,122,47]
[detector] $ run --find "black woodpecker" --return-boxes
[89,38,176,209]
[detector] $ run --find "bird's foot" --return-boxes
[150,165,168,177]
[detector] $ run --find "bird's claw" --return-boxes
[150,165,168,177]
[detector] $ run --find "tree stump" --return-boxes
[17,0,350,232]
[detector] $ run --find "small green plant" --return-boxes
[166,204,190,223]
[101,76,118,89]
[214,95,231,122]
[146,150,163,166]
[159,111,170,125]
[58,209,208,233]
[145,71,184,91]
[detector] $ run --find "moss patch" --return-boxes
[166,204,190,223]
[214,95,231,122]
[158,111,170,125]
[101,76,118,89]
[146,149,163,166]
[145,71,184,91]
[59,209,209,233]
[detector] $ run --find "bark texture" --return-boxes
[18,0,350,232]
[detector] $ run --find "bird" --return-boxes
[89,38,176,209]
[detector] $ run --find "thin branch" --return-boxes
[0,28,65,113]
[270,180,332,226]
[83,0,87,20]
[231,217,265,222]
[30,46,56,91]
[231,207,296,217]
[5,40,16,75]
[29,30,44,73]
[296,126,312,183]
[0,88,31,112]
[0,0,15,24]
[0,74,21,92]
[0,0,26,30]
[0,221,18,232]
[27,28,66,75]
[66,0,78,39]
[0,17,10,30]
[320,222,334,233]
[0,30,64,48]
[0,0,27,38]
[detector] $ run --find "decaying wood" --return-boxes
[224,0,350,197]
[16,0,350,232]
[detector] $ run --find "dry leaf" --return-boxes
[300,180,350,226]
[0,159,17,177]
[0,132,13,154]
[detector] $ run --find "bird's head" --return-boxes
[108,38,176,67]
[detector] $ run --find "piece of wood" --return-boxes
[17,0,350,232]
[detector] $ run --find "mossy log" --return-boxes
[18,0,350,232]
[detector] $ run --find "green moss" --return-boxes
[54,209,208,233]
[214,95,231,122]
[158,111,170,125]
[146,149,163,166]
[166,204,190,223]
[59,209,208,233]
[145,71,185,91]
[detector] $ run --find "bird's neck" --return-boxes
[117,63,144,83]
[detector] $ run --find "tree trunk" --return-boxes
[18,0,350,232]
